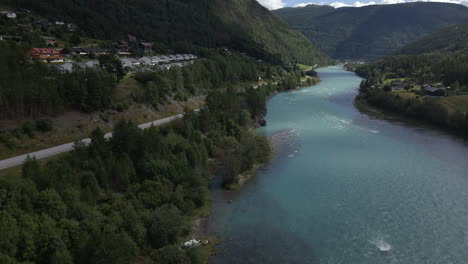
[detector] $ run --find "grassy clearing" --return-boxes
[383,78,406,86]
[440,95,468,113]
[391,91,418,99]
[297,64,312,71]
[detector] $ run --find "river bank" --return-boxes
[355,87,468,140]
[195,74,322,262]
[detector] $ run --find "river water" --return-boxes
[204,66,468,264]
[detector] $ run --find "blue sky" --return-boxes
[256,0,468,9]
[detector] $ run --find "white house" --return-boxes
[0,11,16,19]
[84,60,100,68]
[151,56,162,65]
[120,58,140,68]
[139,56,153,66]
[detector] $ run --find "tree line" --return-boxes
[132,54,269,108]
[355,52,468,89]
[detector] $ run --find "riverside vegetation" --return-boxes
[0,54,317,262]
[355,50,468,136]
[0,77,285,263]
[0,16,317,264]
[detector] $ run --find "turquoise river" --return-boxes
[203,66,468,264]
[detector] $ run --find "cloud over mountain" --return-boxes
[257,0,286,9]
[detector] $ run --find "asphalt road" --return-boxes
[0,113,185,170]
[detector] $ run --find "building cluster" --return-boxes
[386,80,448,97]
[120,54,198,68]
[26,47,197,64]
[0,11,17,19]
[2,9,198,73]
[48,54,198,73]
[421,84,447,97]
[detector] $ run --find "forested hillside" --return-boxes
[274,2,468,59]
[273,5,334,29]
[399,23,468,54]
[0,83,275,263]
[0,0,331,65]
[0,41,270,120]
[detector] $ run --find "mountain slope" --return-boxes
[0,0,332,65]
[273,4,335,26]
[274,2,468,59]
[399,23,468,54]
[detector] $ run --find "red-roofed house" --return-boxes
[27,48,63,60]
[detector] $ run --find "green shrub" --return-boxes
[21,121,36,138]
[0,133,16,149]
[115,103,129,112]
[35,119,53,132]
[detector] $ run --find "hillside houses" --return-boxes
[54,60,100,72]
[61,47,110,56]
[121,58,140,68]
[139,41,153,53]
[27,48,63,60]
[422,85,447,97]
[123,54,198,68]
[0,11,16,19]
[17,23,33,31]
[391,81,406,91]
[26,44,198,71]
[41,36,56,45]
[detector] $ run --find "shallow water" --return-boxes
[205,66,468,264]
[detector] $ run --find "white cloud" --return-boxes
[329,1,376,7]
[256,0,286,9]
[381,0,405,4]
[295,0,468,8]
[294,2,316,6]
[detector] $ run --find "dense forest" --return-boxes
[274,2,468,59]
[0,0,332,65]
[398,22,468,55]
[0,81,275,263]
[355,52,468,87]
[131,53,272,107]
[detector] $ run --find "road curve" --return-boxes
[0,113,186,170]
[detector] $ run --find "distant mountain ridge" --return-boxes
[274,2,468,59]
[0,0,332,65]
